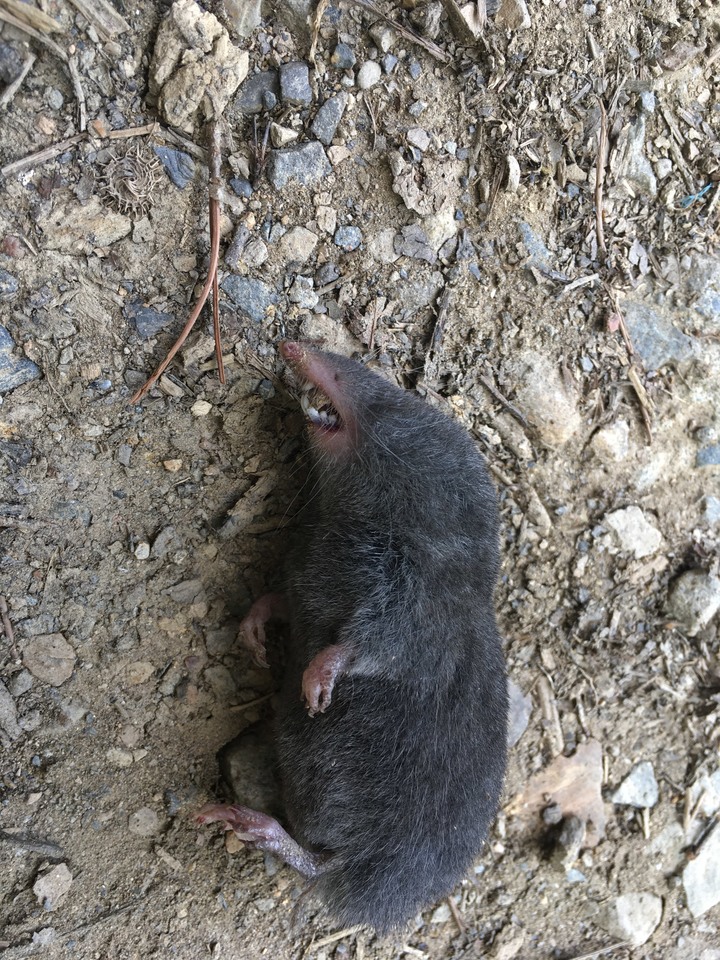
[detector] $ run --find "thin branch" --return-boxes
[595,96,608,258]
[345,0,450,63]
[0,52,36,108]
[0,594,19,660]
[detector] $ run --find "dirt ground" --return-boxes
[1,0,720,957]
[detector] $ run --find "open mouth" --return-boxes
[299,382,342,432]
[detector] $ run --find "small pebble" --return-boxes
[331,42,356,70]
[280,61,312,105]
[153,147,195,189]
[45,88,64,110]
[33,864,73,910]
[191,399,212,417]
[357,61,382,90]
[382,53,398,74]
[334,225,362,251]
[408,100,427,117]
[134,542,151,560]
[408,60,422,80]
[128,807,161,837]
[612,761,659,808]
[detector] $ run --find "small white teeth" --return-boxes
[299,391,338,426]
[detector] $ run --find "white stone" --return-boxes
[591,419,630,462]
[278,226,318,263]
[496,0,531,30]
[597,892,662,946]
[357,60,381,90]
[684,821,720,917]
[33,864,73,910]
[134,541,151,560]
[508,350,581,446]
[612,761,659,808]
[604,506,663,558]
[191,399,212,416]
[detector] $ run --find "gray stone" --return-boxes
[153,146,195,189]
[272,0,313,39]
[229,177,253,198]
[242,238,269,268]
[125,302,175,339]
[612,761,659,808]
[225,224,251,270]
[394,225,436,263]
[407,127,431,151]
[288,276,318,308]
[357,60,382,90]
[128,807,161,837]
[382,53,398,74]
[518,222,562,276]
[22,634,76,687]
[33,864,73,910]
[666,570,720,637]
[697,444,720,467]
[270,123,298,148]
[622,299,696,370]
[507,680,531,748]
[683,821,720,917]
[237,70,280,114]
[0,325,40,394]
[331,42,356,70]
[686,255,720,326]
[334,225,362,252]
[0,42,23,84]
[0,269,19,301]
[597,892,662,947]
[311,93,347,145]
[408,60,422,80]
[0,680,21,742]
[604,507,663,559]
[267,142,331,189]
[506,349,581,446]
[369,23,396,52]
[46,88,64,110]
[279,226,318,263]
[222,0,261,37]
[279,61,312,106]
[221,275,277,323]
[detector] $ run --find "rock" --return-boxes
[357,60,382,90]
[597,892,662,946]
[191,399,212,416]
[430,903,451,923]
[230,177,253,198]
[496,0,531,29]
[407,127,431,151]
[33,864,73,910]
[288,276,318,308]
[279,60,312,106]
[125,302,175,339]
[685,255,720,327]
[22,634,76,686]
[222,0,261,37]
[604,506,663,559]
[316,205,337,235]
[149,0,249,133]
[655,158,673,179]
[684,821,720,917]
[551,815,586,872]
[0,680,21,742]
[517,222,562,276]
[506,350,581,446]
[0,325,40,394]
[334,225,362,252]
[666,570,720,637]
[242,238,269,269]
[311,93,347,145]
[267,142,332,189]
[408,60,422,80]
[621,299,696,370]
[591,419,630,463]
[369,23,396,52]
[368,227,400,264]
[279,226,318,263]
[221,275,277,323]
[331,42,356,70]
[269,123,298,148]
[237,70,280,114]
[153,146,195,188]
[128,807,161,836]
[382,53,398,74]
[612,761,659,808]
[613,116,657,197]
[394,224,437,264]
[697,444,720,468]
[134,542,151,560]
[704,496,720,527]
[0,41,23,84]
[0,268,19,301]
[507,680,531,748]
[272,0,313,39]
[224,224,250,270]
[38,196,131,251]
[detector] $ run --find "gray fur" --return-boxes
[275,350,508,933]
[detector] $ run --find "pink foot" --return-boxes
[237,593,289,668]
[196,803,324,878]
[302,644,353,717]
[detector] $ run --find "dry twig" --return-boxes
[346,0,450,63]
[0,594,19,660]
[595,97,608,258]
[309,0,329,61]
[0,52,36,108]
[131,121,225,404]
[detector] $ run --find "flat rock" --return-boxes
[704,496,720,527]
[129,806,162,836]
[0,680,21,742]
[38,196,131,252]
[22,633,76,686]
[311,93,347,145]
[394,224,436,263]
[507,680,531,748]
[604,506,663,558]
[591,419,630,463]
[125,301,175,339]
[153,146,195,188]
[506,350,581,446]
[334,225,362,252]
[279,60,312,106]
[612,116,657,197]
[267,142,332,189]
[496,0,531,29]
[220,275,277,323]
[597,892,663,946]
[621,299,696,370]
[33,864,73,910]
[612,761,659,808]
[0,324,40,394]
[237,70,280,114]
[357,60,381,90]
[149,0,248,133]
[684,821,720,917]
[666,570,720,637]
[279,226,318,263]
[0,268,19,301]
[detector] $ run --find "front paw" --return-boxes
[301,667,335,717]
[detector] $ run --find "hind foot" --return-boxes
[302,643,353,716]
[196,803,324,879]
[237,593,289,669]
